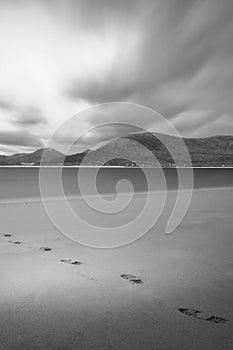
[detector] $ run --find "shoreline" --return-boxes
[0,185,232,205]
[1,165,233,168]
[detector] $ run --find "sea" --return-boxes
[0,167,233,202]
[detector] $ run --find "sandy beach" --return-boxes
[2,0,233,348]
[0,187,233,349]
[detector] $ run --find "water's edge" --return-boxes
[0,167,232,202]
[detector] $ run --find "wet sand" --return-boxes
[0,188,233,349]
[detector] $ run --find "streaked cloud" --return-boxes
[12,106,48,127]
[0,0,233,152]
[0,130,43,148]
[0,98,15,111]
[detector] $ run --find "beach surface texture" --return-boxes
[0,187,233,349]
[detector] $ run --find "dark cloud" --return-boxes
[0,98,15,111]
[192,113,233,137]
[0,130,43,147]
[67,80,136,104]
[49,102,157,153]
[76,123,143,147]
[52,123,142,154]
[1,0,233,148]
[51,103,166,152]
[13,106,48,126]
[0,97,47,127]
[64,0,233,132]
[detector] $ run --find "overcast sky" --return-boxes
[1,0,233,154]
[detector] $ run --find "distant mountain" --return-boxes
[1,133,233,166]
[76,132,233,167]
[0,155,7,163]
[63,149,91,165]
[0,148,64,165]
[126,132,233,167]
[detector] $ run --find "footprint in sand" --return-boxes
[178,308,228,324]
[60,259,83,265]
[4,234,12,237]
[40,247,52,252]
[121,274,144,285]
[77,272,98,282]
[8,240,22,245]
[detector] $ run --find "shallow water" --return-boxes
[0,167,232,201]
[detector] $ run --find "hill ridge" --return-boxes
[0,132,233,167]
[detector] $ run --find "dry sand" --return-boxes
[0,188,233,349]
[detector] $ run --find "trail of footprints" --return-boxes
[4,233,22,245]
[1,233,230,325]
